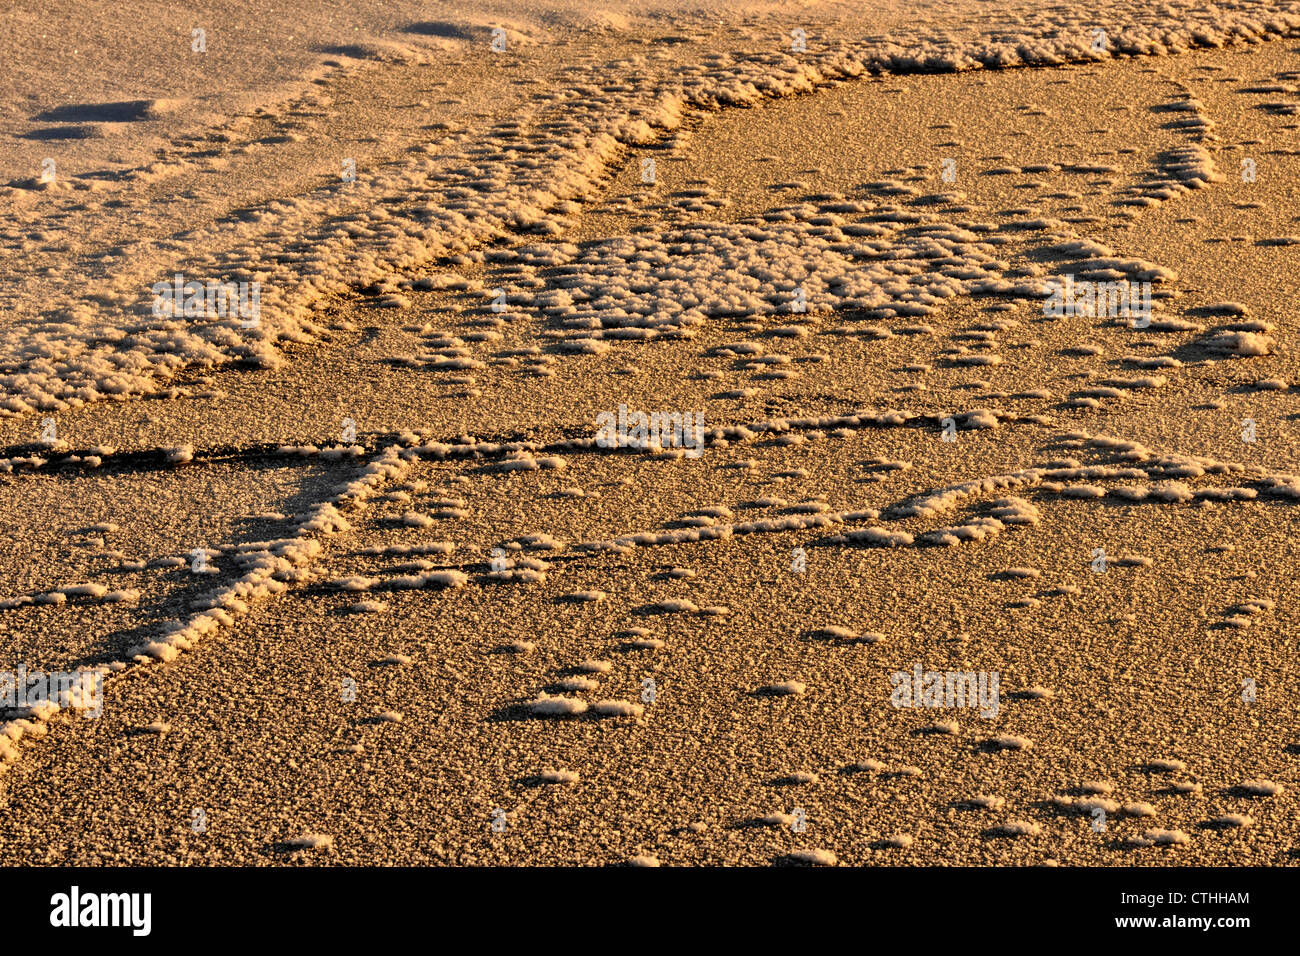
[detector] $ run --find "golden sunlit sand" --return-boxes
[2,0,1299,866]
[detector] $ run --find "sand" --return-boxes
[2,0,1299,866]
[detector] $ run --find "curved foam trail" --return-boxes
[3,0,1299,419]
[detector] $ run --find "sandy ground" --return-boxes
[3,0,1300,866]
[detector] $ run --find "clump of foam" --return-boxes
[1146,758,1187,773]
[593,700,644,717]
[539,769,580,785]
[758,681,807,697]
[989,821,1041,837]
[1238,779,1282,797]
[285,833,334,851]
[846,527,914,547]
[1134,829,1190,846]
[526,695,588,716]
[1202,330,1274,356]
[785,848,837,866]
